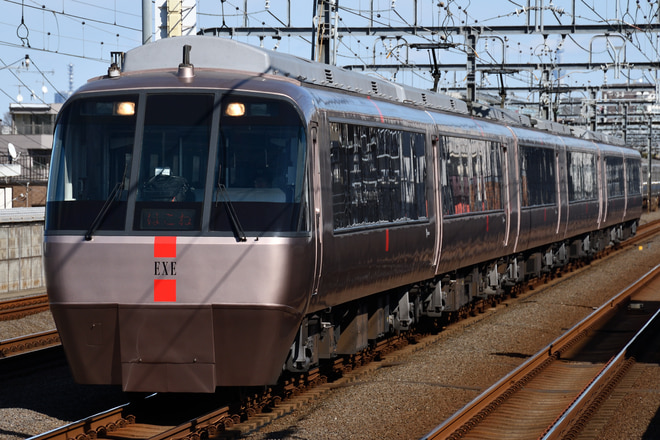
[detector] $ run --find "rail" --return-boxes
[0,294,49,321]
[0,330,60,358]
[542,307,660,439]
[27,406,130,440]
[20,219,660,440]
[423,263,660,439]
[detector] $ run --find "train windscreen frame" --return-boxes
[133,93,213,232]
[46,91,309,236]
[209,95,308,235]
[46,94,137,232]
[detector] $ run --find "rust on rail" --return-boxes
[424,263,660,440]
[0,329,60,358]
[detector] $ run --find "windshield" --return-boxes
[134,94,213,231]
[46,91,308,236]
[47,94,137,231]
[211,96,308,233]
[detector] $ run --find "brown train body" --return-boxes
[44,36,641,392]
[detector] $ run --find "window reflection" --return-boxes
[210,96,308,234]
[330,122,427,230]
[134,94,214,231]
[567,151,596,202]
[626,158,642,196]
[46,94,137,231]
[606,156,625,197]
[520,146,556,207]
[441,136,504,215]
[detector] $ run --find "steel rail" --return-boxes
[630,218,660,243]
[0,293,49,321]
[0,329,60,358]
[542,303,660,439]
[27,406,131,440]
[423,263,660,440]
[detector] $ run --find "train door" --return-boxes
[502,137,517,252]
[597,146,605,228]
[431,134,443,273]
[506,127,522,253]
[556,140,569,239]
[310,121,324,297]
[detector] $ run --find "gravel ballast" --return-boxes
[1,213,660,439]
[241,214,660,440]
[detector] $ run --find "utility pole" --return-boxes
[314,0,332,64]
[142,0,153,44]
[465,29,477,112]
[622,103,628,144]
[540,68,551,120]
[649,116,653,212]
[589,88,598,131]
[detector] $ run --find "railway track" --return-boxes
[0,293,49,321]
[27,397,237,440]
[0,293,58,358]
[424,263,660,440]
[0,330,60,358]
[628,217,660,244]
[19,219,660,439]
[26,335,411,440]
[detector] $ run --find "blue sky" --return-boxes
[0,0,659,121]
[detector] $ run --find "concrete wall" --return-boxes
[0,208,45,293]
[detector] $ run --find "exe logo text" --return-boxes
[153,236,177,302]
[154,261,176,276]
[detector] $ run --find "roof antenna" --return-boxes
[177,44,194,79]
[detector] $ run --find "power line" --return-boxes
[3,0,141,33]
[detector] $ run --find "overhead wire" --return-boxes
[30,57,63,102]
[1,0,659,112]
[0,0,142,138]
[0,1,141,61]
[0,54,59,151]
[4,0,141,33]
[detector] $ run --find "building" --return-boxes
[0,103,59,208]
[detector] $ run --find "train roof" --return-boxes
[115,35,623,146]
[120,35,467,115]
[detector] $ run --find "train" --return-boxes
[642,160,660,210]
[44,35,642,393]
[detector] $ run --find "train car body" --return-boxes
[44,36,642,393]
[642,160,660,209]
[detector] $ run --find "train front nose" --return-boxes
[45,86,312,392]
[117,306,217,392]
[117,304,303,392]
[46,236,314,392]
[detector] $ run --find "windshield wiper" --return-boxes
[84,165,127,241]
[215,183,247,242]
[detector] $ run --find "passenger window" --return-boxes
[605,156,625,197]
[626,158,642,195]
[441,136,504,216]
[520,145,556,207]
[567,151,597,202]
[330,122,427,230]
